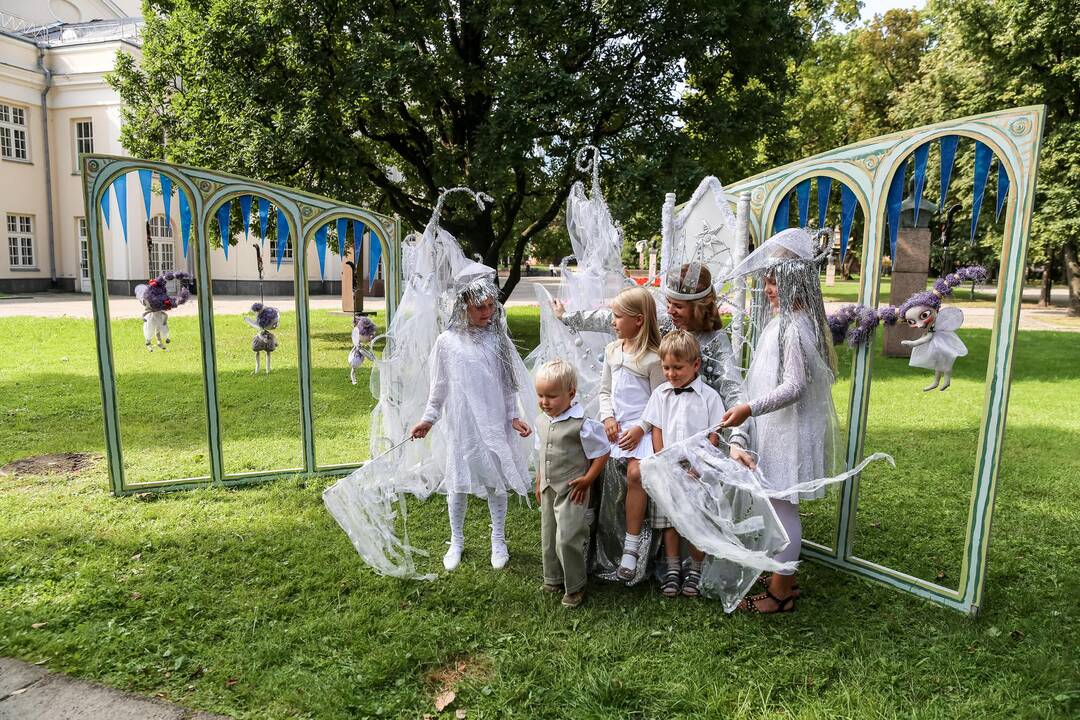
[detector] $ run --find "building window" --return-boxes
[147,215,175,277]
[73,119,94,172]
[78,217,89,279]
[7,214,35,268]
[269,236,293,263]
[0,103,30,162]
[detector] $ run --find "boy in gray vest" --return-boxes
[534,359,610,608]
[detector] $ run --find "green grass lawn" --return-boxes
[1,308,1078,719]
[820,277,999,305]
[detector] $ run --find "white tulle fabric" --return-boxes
[641,424,894,611]
[910,307,968,371]
[324,189,534,580]
[525,146,630,419]
[746,313,842,502]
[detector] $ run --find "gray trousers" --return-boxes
[540,484,590,593]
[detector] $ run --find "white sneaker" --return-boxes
[443,544,463,571]
[491,541,509,570]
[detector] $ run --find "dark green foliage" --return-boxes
[111,0,809,296]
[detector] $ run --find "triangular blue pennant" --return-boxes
[257,198,270,245]
[773,194,790,234]
[179,190,192,259]
[100,184,111,229]
[939,136,959,211]
[912,144,929,226]
[138,169,154,221]
[159,175,174,228]
[275,209,289,271]
[886,161,906,261]
[115,173,129,244]
[239,195,252,242]
[839,185,857,263]
[995,161,1010,221]
[970,141,992,243]
[352,220,365,264]
[795,179,811,227]
[216,201,232,260]
[336,217,349,257]
[314,224,329,279]
[368,230,382,290]
[817,177,832,228]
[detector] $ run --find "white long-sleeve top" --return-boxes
[419,327,531,496]
[746,313,840,502]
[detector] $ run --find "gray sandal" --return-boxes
[615,549,638,582]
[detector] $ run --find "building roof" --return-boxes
[0,12,142,48]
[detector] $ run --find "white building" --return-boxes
[0,1,375,297]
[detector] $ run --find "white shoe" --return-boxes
[491,541,509,570]
[443,544,463,571]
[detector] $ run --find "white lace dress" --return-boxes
[421,327,533,497]
[746,313,841,503]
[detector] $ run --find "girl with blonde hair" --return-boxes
[597,286,665,581]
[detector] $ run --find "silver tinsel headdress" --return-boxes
[725,228,836,384]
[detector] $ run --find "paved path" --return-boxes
[0,657,229,720]
[1,277,1076,332]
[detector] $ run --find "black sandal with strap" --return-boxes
[740,587,797,614]
[758,573,802,598]
[681,566,702,597]
[660,565,681,597]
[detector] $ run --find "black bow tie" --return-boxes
[672,385,695,395]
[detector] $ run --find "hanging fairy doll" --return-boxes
[886,266,987,391]
[829,265,988,392]
[243,243,280,375]
[134,270,191,351]
[349,315,378,385]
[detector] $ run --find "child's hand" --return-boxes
[551,299,566,319]
[720,403,752,429]
[729,446,757,470]
[409,420,433,439]
[617,425,644,451]
[511,418,531,437]
[900,339,915,347]
[535,482,542,505]
[568,475,592,504]
[603,417,621,442]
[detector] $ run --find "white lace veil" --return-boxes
[324,187,534,580]
[526,146,631,417]
[640,228,893,610]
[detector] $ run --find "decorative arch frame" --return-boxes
[715,106,1045,614]
[82,155,403,495]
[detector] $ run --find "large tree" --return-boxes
[112,0,808,296]
[889,0,1080,314]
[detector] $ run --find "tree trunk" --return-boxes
[1064,241,1080,317]
[1041,262,1052,307]
[841,252,859,281]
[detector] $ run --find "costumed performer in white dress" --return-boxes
[718,228,892,613]
[323,188,535,580]
[409,266,533,571]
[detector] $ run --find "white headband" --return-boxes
[662,285,713,302]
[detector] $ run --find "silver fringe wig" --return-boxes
[752,230,837,385]
[442,275,521,394]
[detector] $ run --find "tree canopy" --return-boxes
[112,0,810,296]
[781,0,1080,313]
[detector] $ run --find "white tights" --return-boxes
[771,499,802,575]
[447,492,508,548]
